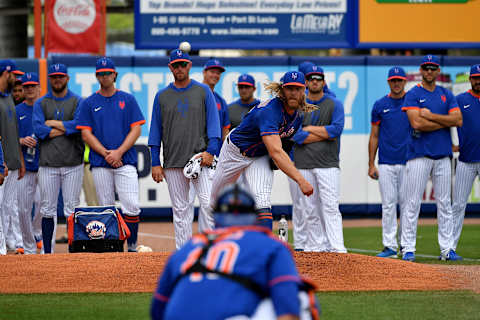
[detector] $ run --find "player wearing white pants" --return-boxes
[452,68,480,251]
[368,66,409,258]
[17,171,39,254]
[400,54,463,262]
[299,168,346,252]
[212,137,274,215]
[92,165,141,230]
[378,164,405,252]
[166,168,214,249]
[452,161,480,249]
[288,177,307,251]
[401,157,453,255]
[2,170,23,252]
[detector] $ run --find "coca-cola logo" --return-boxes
[54,0,96,34]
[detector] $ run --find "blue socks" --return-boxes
[124,216,139,251]
[256,209,273,230]
[42,217,55,254]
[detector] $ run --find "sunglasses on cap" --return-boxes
[307,74,324,81]
[97,71,114,77]
[171,61,189,69]
[421,64,439,71]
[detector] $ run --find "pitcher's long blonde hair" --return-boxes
[263,81,317,112]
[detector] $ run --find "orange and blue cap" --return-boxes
[237,74,255,87]
[470,64,480,77]
[21,72,39,85]
[48,63,68,76]
[169,49,191,65]
[204,58,225,72]
[387,67,406,80]
[96,57,116,73]
[421,54,440,67]
[281,71,305,87]
[0,59,24,75]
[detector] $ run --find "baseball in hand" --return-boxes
[179,41,191,53]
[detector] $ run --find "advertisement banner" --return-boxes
[46,0,105,54]
[135,0,353,49]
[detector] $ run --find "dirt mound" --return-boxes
[0,252,472,293]
[0,252,473,294]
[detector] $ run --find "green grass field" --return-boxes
[1,224,479,319]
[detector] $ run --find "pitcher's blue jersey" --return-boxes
[456,90,480,163]
[151,226,301,320]
[76,90,145,168]
[230,97,303,157]
[402,84,459,160]
[371,94,409,165]
[16,102,40,171]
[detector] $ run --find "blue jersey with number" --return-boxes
[230,97,303,157]
[371,94,408,165]
[151,226,301,320]
[16,102,40,171]
[456,90,480,163]
[76,90,145,168]
[402,84,459,160]
[213,91,230,130]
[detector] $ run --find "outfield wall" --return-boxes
[14,56,480,217]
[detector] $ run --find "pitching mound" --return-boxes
[0,252,475,294]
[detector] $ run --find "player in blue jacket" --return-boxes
[151,184,319,320]
[210,71,314,230]
[452,64,480,252]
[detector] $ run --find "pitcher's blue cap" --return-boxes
[421,54,440,67]
[470,64,480,77]
[387,67,406,80]
[237,74,255,87]
[169,49,191,64]
[304,65,324,77]
[281,71,305,87]
[48,63,68,76]
[96,57,116,73]
[204,58,225,72]
[21,72,39,85]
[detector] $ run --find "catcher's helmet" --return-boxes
[183,153,203,179]
[214,184,257,228]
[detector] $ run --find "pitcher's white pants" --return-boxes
[211,136,273,211]
[0,183,5,255]
[378,164,405,251]
[299,167,346,253]
[401,157,453,256]
[165,167,214,249]
[452,161,480,250]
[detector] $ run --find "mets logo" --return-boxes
[119,100,125,109]
[54,64,60,71]
[441,95,446,103]
[177,50,183,57]
[394,68,399,74]
[477,65,480,72]
[242,75,247,80]
[291,72,298,80]
[101,59,107,66]
[86,220,106,239]
[427,55,433,61]
[177,99,188,116]
[26,74,31,80]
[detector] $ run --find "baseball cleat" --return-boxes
[439,249,463,261]
[402,252,415,262]
[376,247,397,258]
